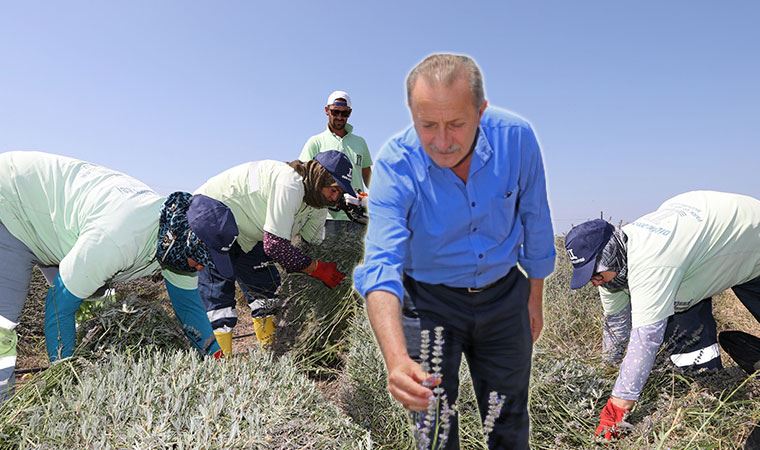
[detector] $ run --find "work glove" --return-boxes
[595,398,629,441]
[309,260,346,288]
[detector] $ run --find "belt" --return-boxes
[446,276,504,294]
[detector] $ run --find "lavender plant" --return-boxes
[0,349,372,449]
[414,326,507,450]
[414,326,455,450]
[273,231,364,377]
[11,235,760,449]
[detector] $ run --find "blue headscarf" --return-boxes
[156,192,212,273]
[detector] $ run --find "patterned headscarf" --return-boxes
[288,159,338,208]
[595,228,629,291]
[156,192,212,273]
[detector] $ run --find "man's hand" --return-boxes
[595,397,631,441]
[528,278,544,343]
[308,260,346,288]
[387,356,438,411]
[365,290,437,411]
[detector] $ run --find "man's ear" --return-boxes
[478,100,488,119]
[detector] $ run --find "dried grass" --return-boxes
[74,291,189,358]
[15,268,48,366]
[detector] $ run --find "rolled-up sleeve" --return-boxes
[352,144,415,302]
[516,125,555,279]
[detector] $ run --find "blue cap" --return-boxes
[565,219,615,289]
[314,150,357,197]
[187,195,239,279]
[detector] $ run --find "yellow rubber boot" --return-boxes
[252,316,276,348]
[213,330,233,356]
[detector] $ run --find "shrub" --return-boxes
[0,349,370,449]
[274,230,364,377]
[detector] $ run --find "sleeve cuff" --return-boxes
[610,390,640,401]
[353,263,404,302]
[518,254,556,279]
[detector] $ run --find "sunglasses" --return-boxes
[329,109,351,118]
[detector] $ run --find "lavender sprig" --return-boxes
[483,391,507,441]
[414,326,456,450]
[420,329,431,373]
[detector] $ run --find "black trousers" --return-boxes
[402,267,532,450]
[664,298,722,370]
[665,275,760,371]
[732,276,760,323]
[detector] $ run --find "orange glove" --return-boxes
[595,398,629,441]
[309,260,346,288]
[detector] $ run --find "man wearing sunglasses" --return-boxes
[565,191,760,441]
[299,90,372,236]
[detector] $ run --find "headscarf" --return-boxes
[288,159,338,208]
[596,228,629,291]
[156,192,212,273]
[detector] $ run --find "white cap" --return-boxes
[326,90,351,108]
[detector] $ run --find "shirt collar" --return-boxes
[470,126,493,173]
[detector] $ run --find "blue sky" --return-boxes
[2,1,758,232]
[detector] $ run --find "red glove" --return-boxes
[309,260,346,288]
[595,398,629,441]
[212,349,225,359]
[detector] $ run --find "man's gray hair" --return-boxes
[406,53,485,108]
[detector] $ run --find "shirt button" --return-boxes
[471,202,476,207]
[472,227,477,232]
[478,254,484,259]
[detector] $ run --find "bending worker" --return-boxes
[565,190,760,441]
[0,151,238,402]
[195,150,353,354]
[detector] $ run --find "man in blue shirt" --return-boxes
[353,53,555,449]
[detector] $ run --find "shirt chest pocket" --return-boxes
[488,187,519,243]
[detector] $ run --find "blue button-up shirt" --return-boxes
[353,107,555,301]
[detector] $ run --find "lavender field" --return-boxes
[3,237,760,449]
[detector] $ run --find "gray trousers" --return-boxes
[0,222,39,402]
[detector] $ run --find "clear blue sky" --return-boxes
[2,1,758,232]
